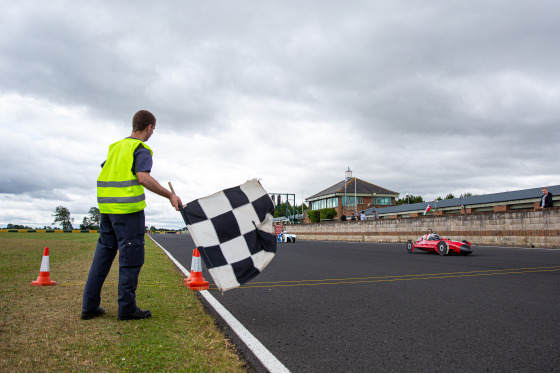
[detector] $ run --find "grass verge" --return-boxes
[0,233,246,372]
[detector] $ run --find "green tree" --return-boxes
[88,207,100,228]
[79,217,90,230]
[274,202,307,219]
[6,223,32,229]
[52,206,74,230]
[307,208,337,223]
[396,195,424,205]
[319,208,337,221]
[307,210,321,223]
[274,202,290,218]
[460,192,473,198]
[445,193,455,200]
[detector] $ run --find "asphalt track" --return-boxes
[150,234,560,372]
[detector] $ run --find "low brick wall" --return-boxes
[285,208,560,248]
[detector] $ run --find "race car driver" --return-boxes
[419,229,433,241]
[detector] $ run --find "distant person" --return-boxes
[372,210,378,220]
[81,110,182,321]
[539,187,553,208]
[341,213,347,221]
[350,214,356,221]
[360,211,367,220]
[420,229,433,241]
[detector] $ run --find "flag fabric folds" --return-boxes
[424,205,433,215]
[179,179,277,292]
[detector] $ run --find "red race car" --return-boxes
[406,233,473,256]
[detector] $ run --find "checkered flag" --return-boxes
[179,179,277,292]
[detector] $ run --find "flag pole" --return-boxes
[168,182,188,222]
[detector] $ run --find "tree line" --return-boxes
[273,202,308,219]
[3,206,185,232]
[50,206,101,230]
[395,192,473,205]
[3,206,100,230]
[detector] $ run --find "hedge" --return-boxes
[307,208,338,223]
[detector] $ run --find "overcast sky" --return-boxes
[1,0,559,229]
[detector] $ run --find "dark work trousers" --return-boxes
[82,210,146,317]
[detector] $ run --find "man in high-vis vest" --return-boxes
[81,110,182,320]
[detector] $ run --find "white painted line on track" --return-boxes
[148,234,290,373]
[200,290,290,373]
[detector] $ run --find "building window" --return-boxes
[374,197,392,205]
[342,196,363,206]
[310,197,338,210]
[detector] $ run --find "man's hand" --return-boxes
[170,194,182,211]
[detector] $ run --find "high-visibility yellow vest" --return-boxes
[97,138,153,214]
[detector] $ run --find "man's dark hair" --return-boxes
[132,110,156,132]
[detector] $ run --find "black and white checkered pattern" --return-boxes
[179,179,277,292]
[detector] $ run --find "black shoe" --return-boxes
[81,306,105,320]
[117,308,152,321]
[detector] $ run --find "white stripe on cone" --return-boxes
[40,255,50,272]
[192,255,202,272]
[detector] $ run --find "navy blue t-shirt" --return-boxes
[101,137,153,174]
[131,142,153,174]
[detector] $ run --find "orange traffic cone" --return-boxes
[31,247,56,286]
[183,248,196,285]
[186,248,209,291]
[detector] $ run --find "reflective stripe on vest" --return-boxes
[97,138,153,214]
[97,194,146,204]
[97,180,141,188]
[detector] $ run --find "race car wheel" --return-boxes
[406,240,414,253]
[436,241,448,256]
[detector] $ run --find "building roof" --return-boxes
[307,178,399,201]
[364,185,560,216]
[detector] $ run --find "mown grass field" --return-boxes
[0,233,246,372]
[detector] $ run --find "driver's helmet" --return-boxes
[427,233,440,240]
